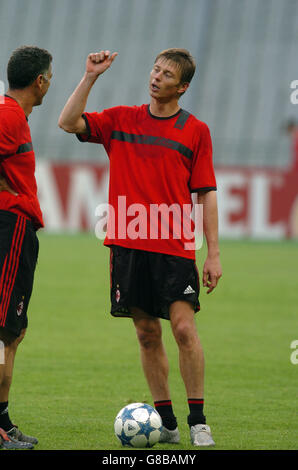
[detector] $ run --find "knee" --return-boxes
[173,321,196,349]
[135,324,162,351]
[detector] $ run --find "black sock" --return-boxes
[187,398,206,426]
[154,400,177,430]
[0,401,13,432]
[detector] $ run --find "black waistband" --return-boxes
[0,209,36,231]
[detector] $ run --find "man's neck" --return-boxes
[6,89,34,117]
[149,98,180,118]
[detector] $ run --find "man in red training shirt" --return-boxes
[0,45,52,449]
[59,48,222,446]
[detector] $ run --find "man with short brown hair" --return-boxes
[59,48,222,447]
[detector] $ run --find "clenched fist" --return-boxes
[86,50,118,77]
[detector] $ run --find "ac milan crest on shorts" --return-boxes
[109,245,200,320]
[0,210,39,336]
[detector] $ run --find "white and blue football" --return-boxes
[114,402,163,447]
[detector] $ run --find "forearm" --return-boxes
[58,72,98,133]
[197,190,220,257]
[59,50,117,133]
[197,190,222,293]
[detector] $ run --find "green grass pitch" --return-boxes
[9,234,298,450]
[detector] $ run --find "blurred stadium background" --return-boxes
[1,0,298,238]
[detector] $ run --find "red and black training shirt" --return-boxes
[77,104,216,259]
[0,95,43,229]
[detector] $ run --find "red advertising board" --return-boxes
[36,159,298,239]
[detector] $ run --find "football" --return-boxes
[114,402,163,447]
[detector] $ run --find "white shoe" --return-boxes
[190,424,215,446]
[159,426,180,443]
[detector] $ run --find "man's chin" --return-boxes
[34,98,43,107]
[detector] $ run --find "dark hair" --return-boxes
[7,45,52,90]
[154,48,196,84]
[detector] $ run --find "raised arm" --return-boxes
[58,50,118,134]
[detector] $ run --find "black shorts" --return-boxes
[0,210,39,337]
[109,245,200,320]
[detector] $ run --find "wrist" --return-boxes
[206,244,220,258]
[83,71,101,84]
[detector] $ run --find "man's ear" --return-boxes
[35,74,44,90]
[177,82,189,96]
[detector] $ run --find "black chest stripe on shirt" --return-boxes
[16,142,33,154]
[174,110,190,130]
[111,131,193,159]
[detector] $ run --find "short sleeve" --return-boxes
[76,108,117,148]
[0,109,22,159]
[189,123,217,192]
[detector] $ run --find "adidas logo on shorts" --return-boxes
[183,285,195,294]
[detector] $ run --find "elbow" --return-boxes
[58,116,66,131]
[58,119,75,133]
[58,117,70,132]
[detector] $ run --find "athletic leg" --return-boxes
[131,307,170,402]
[0,215,39,447]
[131,307,178,435]
[0,327,26,431]
[169,301,205,417]
[169,300,215,446]
[0,328,34,450]
[0,328,26,402]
